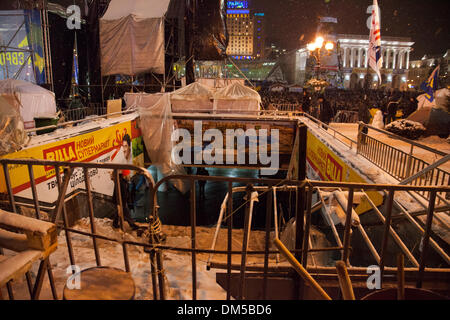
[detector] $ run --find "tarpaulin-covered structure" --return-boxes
[0,95,28,156]
[212,82,261,114]
[134,93,190,194]
[170,82,213,113]
[0,79,57,129]
[408,89,450,137]
[99,0,171,76]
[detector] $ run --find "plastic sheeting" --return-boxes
[100,15,165,76]
[170,82,213,113]
[102,0,171,20]
[0,95,28,156]
[213,82,261,114]
[0,79,57,129]
[124,92,164,111]
[137,93,190,194]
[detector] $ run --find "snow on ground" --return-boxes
[328,123,450,172]
[0,217,296,300]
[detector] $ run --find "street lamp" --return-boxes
[307,36,335,79]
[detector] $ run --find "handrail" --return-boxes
[361,122,448,157]
[25,109,137,134]
[301,113,358,150]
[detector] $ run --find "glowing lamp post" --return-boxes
[307,36,334,79]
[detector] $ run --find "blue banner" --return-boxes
[0,10,46,84]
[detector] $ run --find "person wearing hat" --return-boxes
[317,95,334,127]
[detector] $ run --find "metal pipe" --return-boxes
[273,238,332,300]
[362,192,419,267]
[336,261,355,300]
[190,180,197,300]
[380,190,395,285]
[226,182,233,300]
[342,188,354,264]
[83,167,101,267]
[417,191,437,288]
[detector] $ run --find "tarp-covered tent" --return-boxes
[416,88,449,110]
[213,82,261,114]
[136,93,189,194]
[170,82,213,113]
[99,0,171,76]
[0,79,57,129]
[408,89,450,137]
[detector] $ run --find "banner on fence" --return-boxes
[306,131,383,214]
[0,118,144,203]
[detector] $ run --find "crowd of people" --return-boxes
[260,88,420,125]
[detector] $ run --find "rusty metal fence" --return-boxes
[1,159,449,300]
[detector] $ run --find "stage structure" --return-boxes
[0,6,52,89]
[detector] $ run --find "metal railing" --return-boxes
[357,123,450,203]
[60,103,107,122]
[0,158,449,300]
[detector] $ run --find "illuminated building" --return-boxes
[290,16,414,90]
[225,1,265,60]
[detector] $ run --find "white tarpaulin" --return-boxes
[136,93,190,194]
[213,82,261,114]
[0,79,57,129]
[124,92,164,110]
[99,0,171,76]
[417,88,449,110]
[170,82,213,113]
[102,0,171,20]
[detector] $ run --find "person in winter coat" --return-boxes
[317,95,334,126]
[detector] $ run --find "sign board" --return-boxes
[306,131,383,214]
[0,118,144,204]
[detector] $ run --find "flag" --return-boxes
[420,66,440,103]
[368,0,383,83]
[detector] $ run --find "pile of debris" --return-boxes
[385,119,426,140]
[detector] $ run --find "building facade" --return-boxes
[338,34,414,90]
[408,50,450,89]
[225,1,265,60]
[291,34,415,90]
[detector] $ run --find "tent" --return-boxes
[416,88,449,110]
[99,0,171,76]
[0,79,57,129]
[212,82,261,114]
[170,82,213,113]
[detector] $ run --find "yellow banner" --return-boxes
[306,131,383,214]
[0,119,144,202]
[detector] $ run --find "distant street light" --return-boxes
[307,36,335,79]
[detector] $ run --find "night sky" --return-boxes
[254,0,450,59]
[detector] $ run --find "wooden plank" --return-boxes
[0,250,42,287]
[0,228,28,252]
[0,210,57,252]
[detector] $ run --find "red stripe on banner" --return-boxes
[306,158,326,181]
